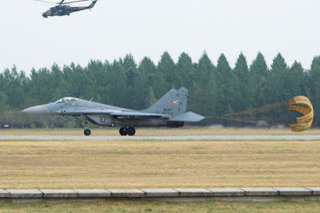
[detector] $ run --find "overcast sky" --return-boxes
[0,0,320,73]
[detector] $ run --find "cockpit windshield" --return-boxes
[64,97,79,103]
[55,99,64,104]
[55,97,79,104]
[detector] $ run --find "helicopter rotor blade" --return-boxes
[34,0,90,5]
[34,0,58,4]
[60,0,90,4]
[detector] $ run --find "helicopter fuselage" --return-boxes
[42,0,96,18]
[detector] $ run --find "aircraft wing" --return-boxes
[61,108,169,119]
[110,111,169,119]
[59,108,112,115]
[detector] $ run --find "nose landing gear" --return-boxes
[84,128,91,136]
[82,116,91,136]
[119,126,136,136]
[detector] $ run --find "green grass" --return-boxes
[1,200,320,213]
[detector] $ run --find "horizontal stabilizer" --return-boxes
[169,111,205,122]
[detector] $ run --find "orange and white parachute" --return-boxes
[288,96,314,132]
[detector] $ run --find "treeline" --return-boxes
[1,52,320,128]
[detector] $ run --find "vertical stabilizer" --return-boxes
[144,87,188,118]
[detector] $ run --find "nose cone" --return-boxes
[22,105,50,115]
[42,12,48,18]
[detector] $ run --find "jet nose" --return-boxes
[22,105,50,115]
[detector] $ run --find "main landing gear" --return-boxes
[119,126,136,136]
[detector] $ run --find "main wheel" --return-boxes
[119,127,127,136]
[127,127,136,136]
[84,128,91,136]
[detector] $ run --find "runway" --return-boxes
[1,135,320,141]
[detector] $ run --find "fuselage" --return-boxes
[22,97,178,128]
[43,5,86,18]
[42,1,97,18]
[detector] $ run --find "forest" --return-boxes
[0,52,320,128]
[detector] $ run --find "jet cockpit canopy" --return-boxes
[55,97,79,104]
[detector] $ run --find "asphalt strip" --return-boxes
[1,135,320,141]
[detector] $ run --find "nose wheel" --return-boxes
[119,127,136,136]
[84,128,91,136]
[81,116,92,136]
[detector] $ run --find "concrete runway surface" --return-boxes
[1,135,320,141]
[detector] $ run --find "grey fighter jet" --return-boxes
[22,87,205,136]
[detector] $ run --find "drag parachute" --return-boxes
[288,96,314,132]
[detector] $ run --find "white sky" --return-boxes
[0,0,320,73]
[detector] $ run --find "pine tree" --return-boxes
[86,60,108,101]
[3,67,26,108]
[215,54,235,115]
[176,52,193,89]
[106,60,127,106]
[121,55,141,108]
[310,56,320,124]
[189,53,216,116]
[153,52,175,97]
[267,53,289,102]
[139,57,156,88]
[248,52,269,107]
[138,57,157,108]
[287,61,305,97]
[233,53,249,111]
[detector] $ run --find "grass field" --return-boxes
[1,127,320,136]
[1,200,320,213]
[0,128,320,189]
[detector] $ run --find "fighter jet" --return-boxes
[22,87,205,136]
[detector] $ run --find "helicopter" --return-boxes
[36,0,97,18]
